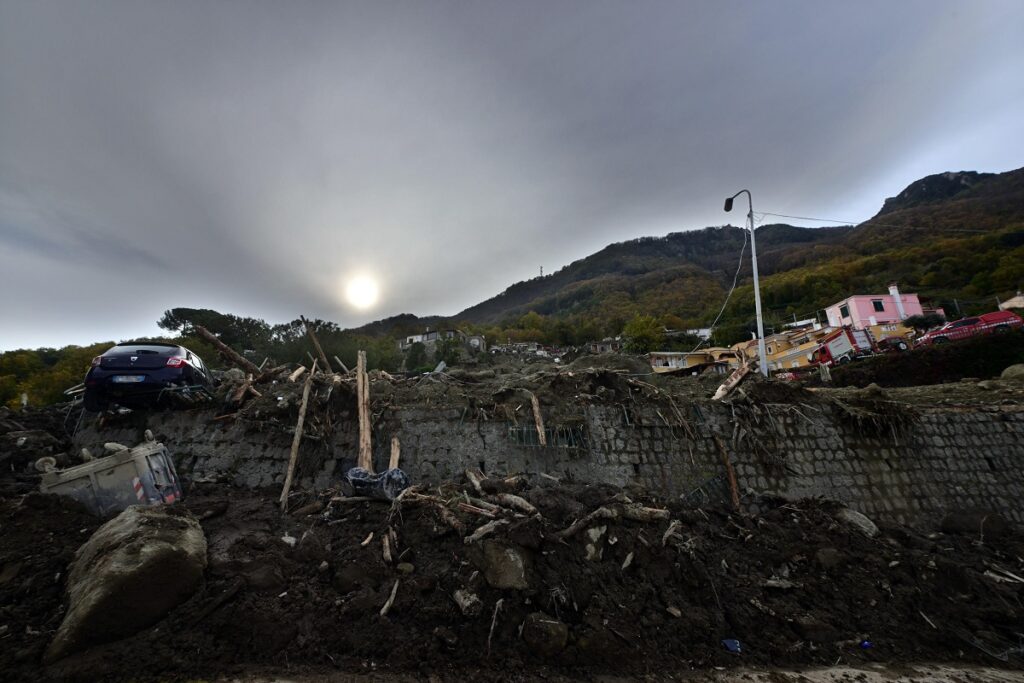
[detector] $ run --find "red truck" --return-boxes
[916,310,1023,346]
[810,327,876,366]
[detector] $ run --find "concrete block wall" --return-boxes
[73,401,1024,527]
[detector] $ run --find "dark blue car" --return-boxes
[83,342,214,411]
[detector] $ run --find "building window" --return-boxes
[839,304,850,318]
[872,300,885,312]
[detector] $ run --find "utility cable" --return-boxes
[756,211,990,234]
[687,217,751,354]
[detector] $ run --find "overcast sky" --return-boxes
[2,1,1022,350]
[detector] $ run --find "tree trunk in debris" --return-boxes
[528,392,547,446]
[302,316,333,374]
[280,360,317,511]
[194,325,262,376]
[357,350,373,471]
[389,436,400,470]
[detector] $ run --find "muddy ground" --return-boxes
[2,474,1023,682]
[2,356,1023,681]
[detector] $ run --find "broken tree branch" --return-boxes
[302,315,333,373]
[555,504,670,540]
[333,355,350,373]
[464,519,509,545]
[528,390,547,446]
[389,436,401,470]
[279,360,317,512]
[380,579,399,617]
[195,325,262,376]
[491,493,538,516]
[288,365,307,383]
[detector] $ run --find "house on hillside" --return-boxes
[398,328,466,352]
[588,337,623,354]
[733,323,836,372]
[825,283,944,330]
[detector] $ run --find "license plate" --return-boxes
[112,375,146,383]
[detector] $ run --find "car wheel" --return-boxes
[896,341,908,351]
[995,325,1010,334]
[837,355,851,365]
[934,336,949,344]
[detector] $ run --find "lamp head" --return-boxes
[723,197,734,212]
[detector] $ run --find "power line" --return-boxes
[690,219,750,353]
[756,211,991,234]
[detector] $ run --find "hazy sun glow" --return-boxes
[344,274,380,310]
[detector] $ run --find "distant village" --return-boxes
[397,283,1024,377]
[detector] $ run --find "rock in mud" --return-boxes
[837,508,879,538]
[522,612,568,658]
[45,506,207,662]
[480,540,529,590]
[453,588,483,617]
[1001,363,1024,381]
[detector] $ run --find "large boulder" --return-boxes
[522,612,569,658]
[45,506,207,662]
[479,540,529,590]
[1001,364,1024,382]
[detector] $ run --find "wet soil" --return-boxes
[1,476,1021,682]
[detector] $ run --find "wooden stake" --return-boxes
[288,365,307,382]
[302,316,334,373]
[333,355,350,373]
[389,436,401,470]
[528,391,547,446]
[357,350,373,471]
[713,434,741,510]
[279,360,317,511]
[195,325,262,376]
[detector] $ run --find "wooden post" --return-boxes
[280,360,317,511]
[194,325,262,376]
[528,391,547,446]
[333,355,350,373]
[302,316,333,373]
[357,350,373,471]
[389,436,401,470]
[713,435,741,510]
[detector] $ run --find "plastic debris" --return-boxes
[344,467,411,501]
[722,638,741,654]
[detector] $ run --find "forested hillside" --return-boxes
[3,166,1022,407]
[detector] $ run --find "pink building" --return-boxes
[825,284,940,329]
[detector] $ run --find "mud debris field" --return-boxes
[2,473,1023,682]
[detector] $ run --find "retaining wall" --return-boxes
[74,400,1024,527]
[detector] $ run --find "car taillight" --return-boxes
[166,357,186,367]
[91,356,102,367]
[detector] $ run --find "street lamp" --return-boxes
[724,190,768,376]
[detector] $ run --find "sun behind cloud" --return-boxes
[344,274,380,310]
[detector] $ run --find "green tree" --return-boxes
[622,314,664,354]
[405,342,427,370]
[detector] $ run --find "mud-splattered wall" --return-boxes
[74,401,1024,527]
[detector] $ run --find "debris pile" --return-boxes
[2,470,1021,681]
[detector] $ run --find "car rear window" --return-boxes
[106,344,180,356]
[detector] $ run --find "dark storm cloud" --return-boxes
[1,0,1022,349]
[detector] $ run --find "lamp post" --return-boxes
[724,190,768,376]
